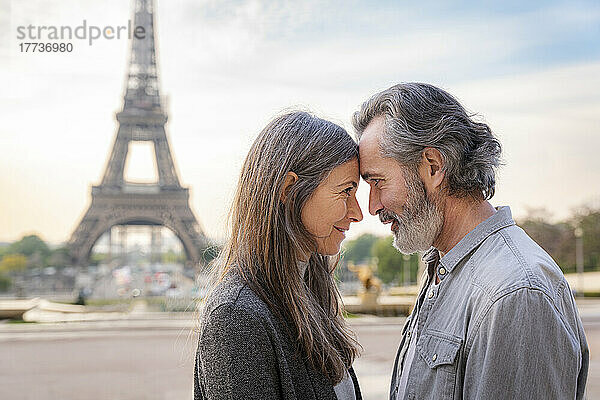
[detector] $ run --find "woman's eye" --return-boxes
[372,179,381,187]
[342,187,353,195]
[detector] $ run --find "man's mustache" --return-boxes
[379,209,399,224]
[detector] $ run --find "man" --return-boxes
[353,83,588,399]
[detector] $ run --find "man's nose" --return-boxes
[368,187,383,216]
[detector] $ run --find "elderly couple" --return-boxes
[194,83,589,400]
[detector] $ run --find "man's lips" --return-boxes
[380,216,399,232]
[334,226,349,233]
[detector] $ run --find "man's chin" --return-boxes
[392,232,430,255]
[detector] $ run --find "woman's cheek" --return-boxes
[333,198,348,221]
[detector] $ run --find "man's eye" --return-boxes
[342,187,353,195]
[372,179,381,187]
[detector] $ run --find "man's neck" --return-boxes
[434,199,496,256]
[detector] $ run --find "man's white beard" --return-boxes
[380,169,444,254]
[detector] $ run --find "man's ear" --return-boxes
[419,148,445,190]
[280,172,299,203]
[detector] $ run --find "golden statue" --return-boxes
[348,262,382,307]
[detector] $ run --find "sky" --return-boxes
[0,0,599,246]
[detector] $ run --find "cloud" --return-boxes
[451,62,600,220]
[1,0,599,243]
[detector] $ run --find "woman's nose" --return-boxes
[348,194,363,223]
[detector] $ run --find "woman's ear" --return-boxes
[280,172,299,203]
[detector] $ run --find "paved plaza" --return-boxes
[1,300,599,400]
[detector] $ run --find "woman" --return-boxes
[194,111,364,400]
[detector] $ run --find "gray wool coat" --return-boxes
[194,272,362,400]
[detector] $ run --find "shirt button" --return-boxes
[439,267,446,275]
[406,331,411,337]
[432,354,438,362]
[428,290,435,299]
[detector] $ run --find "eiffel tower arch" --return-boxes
[68,0,209,267]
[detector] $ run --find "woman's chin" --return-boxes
[316,243,343,257]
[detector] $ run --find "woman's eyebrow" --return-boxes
[336,180,358,188]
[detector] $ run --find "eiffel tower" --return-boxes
[68,0,208,267]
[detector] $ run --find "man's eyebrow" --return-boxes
[361,172,377,180]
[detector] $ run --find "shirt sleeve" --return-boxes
[463,287,583,399]
[196,303,282,399]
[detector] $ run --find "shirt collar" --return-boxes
[424,206,516,278]
[422,247,441,277]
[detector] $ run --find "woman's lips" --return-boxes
[334,226,348,234]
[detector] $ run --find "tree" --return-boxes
[0,273,10,292]
[519,217,575,273]
[0,244,8,259]
[202,244,222,264]
[28,252,44,269]
[0,254,27,273]
[518,205,600,273]
[371,236,420,284]
[162,248,185,264]
[89,253,107,266]
[48,246,70,268]
[7,235,51,264]
[342,234,379,264]
[572,206,600,271]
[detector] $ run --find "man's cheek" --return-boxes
[382,193,400,214]
[380,192,390,209]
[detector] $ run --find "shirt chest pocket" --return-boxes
[417,330,462,368]
[411,330,462,399]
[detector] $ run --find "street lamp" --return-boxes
[403,254,411,286]
[575,227,584,298]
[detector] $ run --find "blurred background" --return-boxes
[1,0,599,399]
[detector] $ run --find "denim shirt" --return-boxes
[390,206,589,400]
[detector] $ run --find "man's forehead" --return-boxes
[359,143,384,178]
[359,134,378,155]
[358,118,383,160]
[360,115,385,142]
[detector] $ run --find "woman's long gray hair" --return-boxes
[206,110,360,383]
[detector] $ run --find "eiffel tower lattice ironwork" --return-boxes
[68,0,208,267]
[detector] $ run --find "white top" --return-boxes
[334,371,356,400]
[298,260,354,399]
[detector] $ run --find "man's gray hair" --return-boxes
[353,83,502,200]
